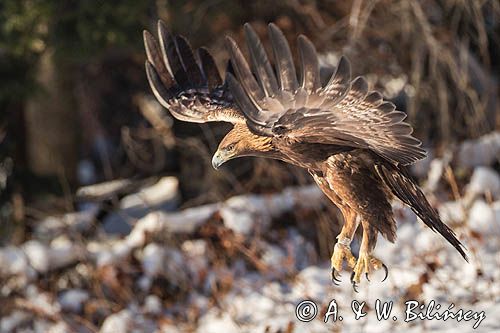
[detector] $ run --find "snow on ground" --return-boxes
[0,133,499,332]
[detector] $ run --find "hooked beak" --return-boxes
[212,151,226,170]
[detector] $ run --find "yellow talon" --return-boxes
[351,252,388,285]
[330,243,357,285]
[331,243,357,271]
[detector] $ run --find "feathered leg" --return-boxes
[309,171,360,284]
[351,220,388,291]
[330,205,359,284]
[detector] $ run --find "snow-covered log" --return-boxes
[93,185,323,266]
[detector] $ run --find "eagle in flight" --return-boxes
[143,21,467,290]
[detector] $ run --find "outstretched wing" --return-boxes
[227,23,426,165]
[144,21,245,124]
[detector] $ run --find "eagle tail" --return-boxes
[376,164,468,261]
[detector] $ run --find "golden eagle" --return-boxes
[143,21,467,290]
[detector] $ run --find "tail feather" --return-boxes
[376,163,468,261]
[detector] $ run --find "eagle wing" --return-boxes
[144,21,245,124]
[227,23,426,165]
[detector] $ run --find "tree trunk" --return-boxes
[25,48,79,183]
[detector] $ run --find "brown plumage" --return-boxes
[143,21,468,289]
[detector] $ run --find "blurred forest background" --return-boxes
[0,0,499,332]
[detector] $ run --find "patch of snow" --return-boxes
[141,243,167,277]
[0,246,30,276]
[137,275,152,291]
[164,247,189,287]
[0,311,30,332]
[48,236,85,270]
[196,310,240,333]
[33,206,98,242]
[457,131,500,168]
[143,295,163,315]
[414,227,444,254]
[22,240,49,273]
[38,321,71,333]
[438,201,466,224]
[294,266,330,301]
[411,149,434,179]
[25,285,60,316]
[468,199,498,235]
[424,158,445,192]
[100,309,133,333]
[261,243,287,277]
[466,166,500,199]
[181,240,209,285]
[58,289,89,313]
[221,195,271,235]
[78,159,97,185]
[493,201,500,223]
[120,176,179,210]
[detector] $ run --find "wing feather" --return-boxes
[175,35,205,87]
[268,23,298,92]
[158,21,190,88]
[143,20,245,124]
[244,23,279,97]
[226,36,265,110]
[145,60,173,107]
[323,56,352,103]
[143,30,175,90]
[297,35,321,93]
[198,47,222,91]
[364,91,383,106]
[226,73,262,124]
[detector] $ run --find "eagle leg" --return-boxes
[330,206,359,285]
[351,221,388,290]
[330,242,356,284]
[308,170,362,286]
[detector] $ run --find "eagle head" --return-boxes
[212,124,273,169]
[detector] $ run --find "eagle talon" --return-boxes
[350,272,359,293]
[331,268,341,285]
[330,242,357,287]
[381,263,389,282]
[351,252,387,287]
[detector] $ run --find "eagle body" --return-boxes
[143,21,468,289]
[311,150,397,243]
[269,136,399,245]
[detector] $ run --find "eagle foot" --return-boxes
[330,243,357,285]
[350,253,388,291]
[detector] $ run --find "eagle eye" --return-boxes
[226,143,235,152]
